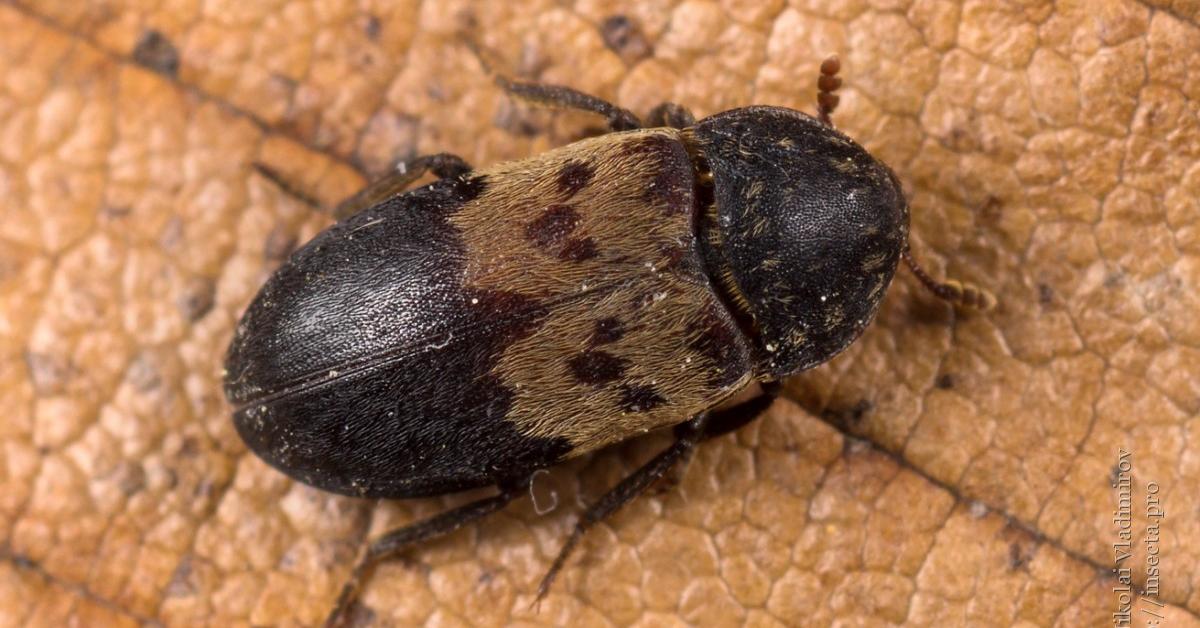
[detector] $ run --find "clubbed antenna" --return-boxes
[902,249,997,311]
[817,55,842,127]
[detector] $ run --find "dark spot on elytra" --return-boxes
[568,350,628,385]
[469,290,549,343]
[657,241,703,279]
[591,317,624,345]
[687,304,748,388]
[557,160,594,197]
[619,384,666,413]
[455,174,488,203]
[646,167,689,215]
[936,373,955,390]
[623,136,692,215]
[526,204,580,249]
[132,30,180,77]
[658,243,686,269]
[559,237,598,261]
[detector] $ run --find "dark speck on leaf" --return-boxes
[600,15,652,64]
[132,30,180,78]
[1038,283,1054,305]
[822,399,874,428]
[362,14,382,39]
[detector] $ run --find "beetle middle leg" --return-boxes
[535,383,780,602]
[652,380,781,494]
[254,152,472,222]
[325,475,527,628]
[331,153,472,220]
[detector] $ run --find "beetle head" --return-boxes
[693,106,909,378]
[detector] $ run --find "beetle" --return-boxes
[224,54,994,626]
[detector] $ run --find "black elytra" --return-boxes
[222,54,992,626]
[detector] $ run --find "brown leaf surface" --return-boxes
[3,1,1199,626]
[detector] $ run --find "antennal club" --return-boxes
[901,248,997,311]
[817,55,842,127]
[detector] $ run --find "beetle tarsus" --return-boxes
[817,55,842,127]
[902,248,997,311]
[332,153,473,220]
[324,479,526,628]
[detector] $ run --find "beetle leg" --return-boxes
[331,153,472,220]
[324,476,526,628]
[653,380,781,494]
[816,55,842,127]
[901,248,997,311]
[645,102,696,129]
[696,380,781,441]
[492,74,643,132]
[534,411,713,603]
[468,40,641,131]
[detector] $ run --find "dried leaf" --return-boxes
[2,1,1198,626]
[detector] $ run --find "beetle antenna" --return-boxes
[816,55,842,127]
[901,248,996,311]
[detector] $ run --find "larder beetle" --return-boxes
[224,54,994,626]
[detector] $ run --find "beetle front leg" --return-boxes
[325,476,526,628]
[332,153,472,220]
[492,75,642,132]
[468,41,640,132]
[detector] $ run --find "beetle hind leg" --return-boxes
[816,55,842,127]
[324,477,526,628]
[332,153,472,220]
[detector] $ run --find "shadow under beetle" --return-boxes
[224,54,994,626]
